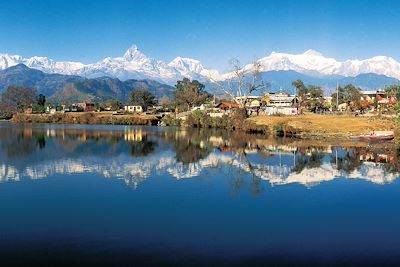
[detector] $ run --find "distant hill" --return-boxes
[0,64,175,103]
[50,77,175,103]
[0,64,84,97]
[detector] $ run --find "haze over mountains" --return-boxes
[0,45,400,101]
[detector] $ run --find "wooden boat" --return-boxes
[351,131,394,142]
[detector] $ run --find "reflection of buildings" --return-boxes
[124,129,143,142]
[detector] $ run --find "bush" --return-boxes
[161,116,181,126]
[184,108,268,133]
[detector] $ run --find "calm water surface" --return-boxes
[1,122,400,266]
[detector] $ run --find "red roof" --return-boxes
[217,102,240,109]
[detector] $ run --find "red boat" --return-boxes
[352,131,395,142]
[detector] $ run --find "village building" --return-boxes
[216,102,240,110]
[124,105,143,113]
[263,92,299,115]
[74,103,95,112]
[360,90,397,105]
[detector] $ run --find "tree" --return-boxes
[384,84,400,100]
[292,79,307,107]
[291,80,325,112]
[31,93,47,114]
[174,78,210,111]
[0,102,14,119]
[210,59,267,109]
[331,84,362,110]
[304,86,325,112]
[101,99,122,111]
[129,89,156,110]
[158,97,174,111]
[0,86,37,114]
[37,94,46,106]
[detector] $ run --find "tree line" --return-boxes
[292,80,400,112]
[0,77,210,119]
[1,75,400,119]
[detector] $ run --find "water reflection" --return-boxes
[0,123,399,190]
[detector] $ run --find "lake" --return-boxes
[0,122,400,266]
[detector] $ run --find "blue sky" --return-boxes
[0,0,399,71]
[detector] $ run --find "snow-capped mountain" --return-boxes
[0,45,222,84]
[241,49,400,79]
[2,45,400,84]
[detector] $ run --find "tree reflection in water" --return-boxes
[130,136,158,157]
[330,148,363,174]
[0,127,46,157]
[292,152,324,173]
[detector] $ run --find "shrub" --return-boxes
[161,116,181,126]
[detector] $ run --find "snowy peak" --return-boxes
[169,57,204,74]
[302,49,323,57]
[122,45,148,62]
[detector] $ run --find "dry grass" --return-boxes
[250,113,396,138]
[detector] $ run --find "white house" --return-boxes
[263,92,298,115]
[124,105,143,113]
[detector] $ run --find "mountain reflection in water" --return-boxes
[1,123,399,191]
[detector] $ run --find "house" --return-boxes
[191,104,207,111]
[216,102,240,110]
[263,92,299,115]
[360,90,387,102]
[266,92,298,107]
[360,90,397,109]
[46,106,57,114]
[75,103,95,112]
[232,96,262,108]
[24,107,33,114]
[124,105,143,113]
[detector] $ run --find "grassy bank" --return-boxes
[11,112,160,126]
[250,113,397,139]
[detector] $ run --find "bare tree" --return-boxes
[209,59,267,109]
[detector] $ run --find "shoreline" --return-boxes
[11,112,160,126]
[9,112,398,142]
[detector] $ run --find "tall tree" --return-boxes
[129,89,157,110]
[305,86,325,112]
[37,94,46,106]
[331,84,362,110]
[174,78,210,111]
[384,84,400,100]
[292,79,307,107]
[210,59,267,109]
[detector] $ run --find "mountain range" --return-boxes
[1,45,400,101]
[0,45,220,85]
[2,45,400,84]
